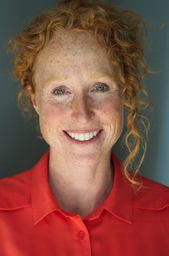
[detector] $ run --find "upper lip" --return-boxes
[64,129,102,133]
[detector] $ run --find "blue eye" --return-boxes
[95,84,108,92]
[53,88,65,96]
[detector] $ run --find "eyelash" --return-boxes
[52,83,109,97]
[93,83,109,93]
[52,88,67,97]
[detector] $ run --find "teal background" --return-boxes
[0,0,169,185]
[113,0,169,185]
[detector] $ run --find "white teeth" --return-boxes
[75,134,79,140]
[89,132,93,139]
[79,134,85,141]
[84,133,90,140]
[66,131,100,141]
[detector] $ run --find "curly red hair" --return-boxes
[7,0,151,185]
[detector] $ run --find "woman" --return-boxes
[1,0,169,255]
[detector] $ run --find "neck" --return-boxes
[48,149,114,219]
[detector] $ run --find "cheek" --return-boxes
[38,102,68,131]
[101,97,123,122]
[38,104,67,144]
[102,98,124,136]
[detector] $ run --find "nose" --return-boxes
[71,94,95,124]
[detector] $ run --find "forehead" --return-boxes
[42,31,106,56]
[33,31,114,83]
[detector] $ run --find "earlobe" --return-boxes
[27,86,39,115]
[31,94,39,115]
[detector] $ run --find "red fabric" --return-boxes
[0,151,169,255]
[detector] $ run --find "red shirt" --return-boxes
[0,151,169,255]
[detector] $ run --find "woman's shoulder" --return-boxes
[0,169,32,187]
[132,174,169,211]
[0,170,32,210]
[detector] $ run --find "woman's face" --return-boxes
[31,31,123,166]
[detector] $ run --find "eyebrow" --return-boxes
[44,73,116,87]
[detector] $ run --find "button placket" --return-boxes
[70,215,92,256]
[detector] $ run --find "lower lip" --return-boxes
[63,130,102,145]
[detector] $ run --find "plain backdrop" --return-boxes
[0,0,169,185]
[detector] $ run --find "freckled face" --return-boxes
[32,31,123,165]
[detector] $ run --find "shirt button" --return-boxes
[78,230,85,240]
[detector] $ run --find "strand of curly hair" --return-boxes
[7,0,151,185]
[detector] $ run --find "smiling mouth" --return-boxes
[65,130,101,141]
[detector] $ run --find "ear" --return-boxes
[27,86,39,115]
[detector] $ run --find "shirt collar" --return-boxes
[31,151,60,225]
[31,151,133,225]
[101,153,132,224]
